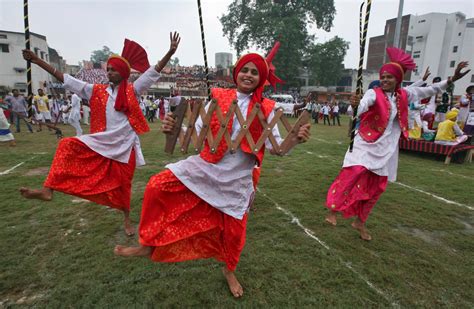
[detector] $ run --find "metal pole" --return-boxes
[393,0,404,48]
[197,0,211,102]
[23,0,33,118]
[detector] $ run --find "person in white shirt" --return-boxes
[114,48,311,298]
[325,47,469,241]
[322,103,331,125]
[456,86,472,129]
[82,100,90,125]
[20,32,181,236]
[66,93,83,136]
[332,101,341,126]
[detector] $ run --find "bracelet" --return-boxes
[52,68,57,75]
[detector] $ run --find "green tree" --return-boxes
[90,46,114,63]
[307,36,349,86]
[220,0,335,88]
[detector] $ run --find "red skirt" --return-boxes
[44,137,136,211]
[326,165,387,223]
[138,169,248,271]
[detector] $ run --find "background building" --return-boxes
[366,12,474,96]
[215,52,233,69]
[0,30,56,95]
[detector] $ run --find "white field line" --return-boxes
[0,162,25,175]
[257,188,399,307]
[394,182,473,211]
[314,138,344,145]
[0,156,37,176]
[429,169,474,180]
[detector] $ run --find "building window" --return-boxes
[414,51,421,54]
[34,47,39,55]
[0,43,9,52]
[453,46,458,53]
[450,61,455,68]
[471,75,474,83]
[0,34,7,39]
[40,51,45,60]
[418,19,426,23]
[458,32,462,36]
[413,55,420,59]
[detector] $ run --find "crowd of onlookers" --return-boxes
[1,88,90,134]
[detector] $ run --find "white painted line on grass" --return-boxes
[257,188,399,307]
[0,162,25,175]
[429,169,473,180]
[394,182,473,211]
[0,156,37,176]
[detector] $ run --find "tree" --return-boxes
[307,36,349,86]
[90,46,114,64]
[220,0,335,88]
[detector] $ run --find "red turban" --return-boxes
[379,47,416,88]
[107,39,150,114]
[232,41,284,104]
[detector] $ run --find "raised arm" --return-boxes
[134,32,181,94]
[22,49,64,83]
[406,62,470,102]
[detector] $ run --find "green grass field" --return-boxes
[1,116,473,307]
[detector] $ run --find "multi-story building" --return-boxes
[215,52,233,69]
[367,12,474,95]
[0,30,56,94]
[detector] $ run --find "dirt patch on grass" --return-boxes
[396,225,445,245]
[0,290,46,306]
[24,167,49,176]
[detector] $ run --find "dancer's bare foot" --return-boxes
[114,245,152,257]
[325,212,337,226]
[351,220,372,241]
[222,267,243,298]
[123,214,135,236]
[19,187,53,201]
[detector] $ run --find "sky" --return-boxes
[1,0,473,69]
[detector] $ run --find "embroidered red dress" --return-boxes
[327,82,448,222]
[44,78,151,211]
[138,88,277,271]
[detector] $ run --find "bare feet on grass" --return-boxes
[19,187,53,201]
[325,211,337,226]
[222,267,243,298]
[114,245,152,257]
[351,219,372,241]
[123,212,135,236]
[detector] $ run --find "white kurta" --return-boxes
[167,91,283,220]
[63,67,160,166]
[343,81,448,182]
[458,95,470,124]
[69,94,82,122]
[0,108,14,142]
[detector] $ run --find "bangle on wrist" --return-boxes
[52,68,57,75]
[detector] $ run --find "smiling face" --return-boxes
[236,62,260,94]
[380,72,398,92]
